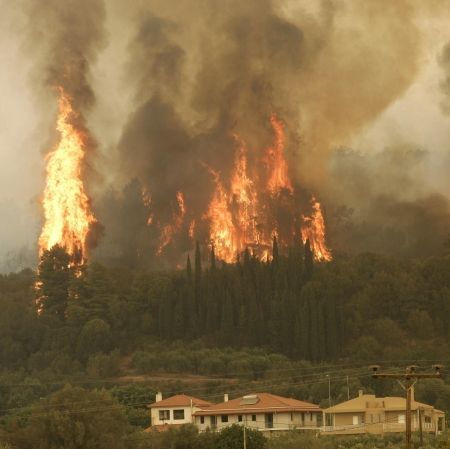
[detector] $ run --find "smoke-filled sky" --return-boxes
[0,0,449,271]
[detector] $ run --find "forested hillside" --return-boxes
[0,243,449,446]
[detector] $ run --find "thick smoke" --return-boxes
[23,0,106,110]
[94,0,443,267]
[326,147,450,257]
[116,0,424,182]
[439,41,450,115]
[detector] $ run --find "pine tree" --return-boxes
[36,246,73,321]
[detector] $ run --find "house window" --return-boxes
[159,410,170,421]
[425,416,432,424]
[173,409,185,420]
[238,415,243,422]
[252,415,256,421]
[200,416,205,424]
[398,415,406,424]
[352,416,359,425]
[290,412,293,421]
[221,415,228,423]
[317,413,323,426]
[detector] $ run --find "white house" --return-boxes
[193,393,322,434]
[147,392,212,430]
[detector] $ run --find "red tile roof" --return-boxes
[149,394,212,408]
[193,393,320,416]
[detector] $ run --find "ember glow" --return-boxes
[38,88,96,263]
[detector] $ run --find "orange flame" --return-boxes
[301,197,332,261]
[145,113,332,264]
[157,191,186,255]
[188,219,196,239]
[265,114,293,195]
[38,88,96,262]
[206,168,236,263]
[207,136,275,262]
[230,136,260,248]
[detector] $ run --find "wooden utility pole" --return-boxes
[370,365,442,449]
[418,407,423,448]
[243,415,247,449]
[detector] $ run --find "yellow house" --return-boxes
[322,390,445,436]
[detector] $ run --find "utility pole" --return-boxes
[326,374,331,408]
[346,375,350,400]
[370,364,443,449]
[418,407,423,448]
[243,415,247,449]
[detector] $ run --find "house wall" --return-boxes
[151,406,197,426]
[195,411,321,432]
[332,412,365,426]
[273,411,319,429]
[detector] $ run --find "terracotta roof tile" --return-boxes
[323,394,438,413]
[149,394,212,408]
[193,393,320,416]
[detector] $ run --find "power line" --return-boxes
[0,369,375,417]
[371,364,443,449]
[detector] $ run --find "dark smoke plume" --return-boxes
[23,0,106,110]
[93,0,430,267]
[326,147,450,258]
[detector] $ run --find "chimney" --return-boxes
[156,392,163,402]
[224,394,229,402]
[358,390,364,398]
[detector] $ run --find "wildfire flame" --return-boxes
[157,191,186,255]
[38,88,96,262]
[206,169,237,263]
[301,197,332,261]
[144,113,332,264]
[230,136,260,249]
[265,114,293,195]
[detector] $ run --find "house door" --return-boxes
[211,416,217,430]
[265,413,274,429]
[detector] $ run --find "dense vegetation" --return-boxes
[0,242,449,446]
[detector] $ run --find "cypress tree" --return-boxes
[194,241,202,324]
[304,239,313,281]
[272,235,279,263]
[210,245,216,271]
[186,254,192,282]
[325,293,338,358]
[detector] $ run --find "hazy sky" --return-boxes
[1,0,449,267]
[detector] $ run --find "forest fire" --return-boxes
[146,114,332,263]
[301,197,332,262]
[38,88,96,264]
[265,114,294,195]
[157,191,186,255]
